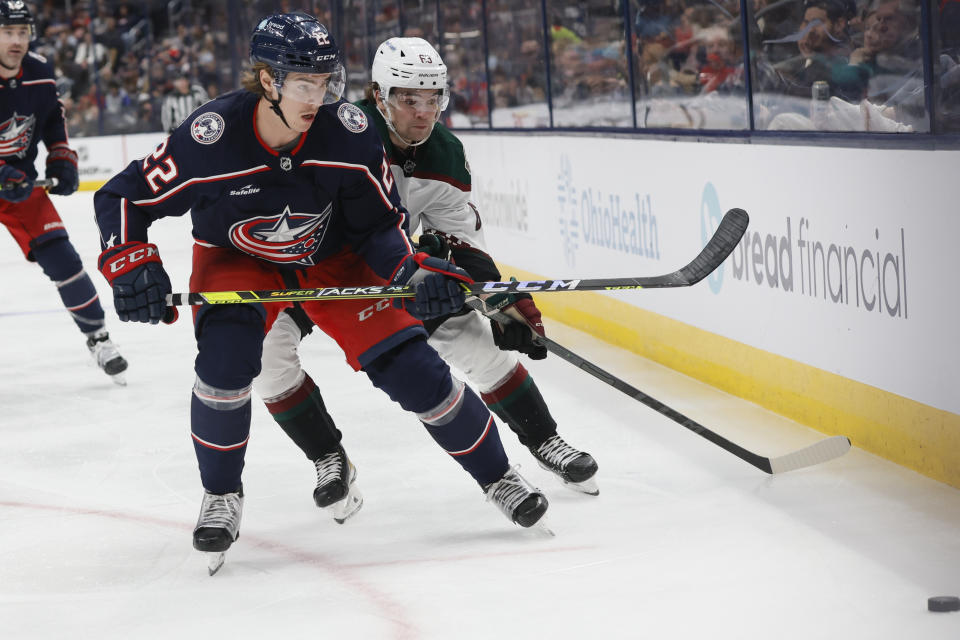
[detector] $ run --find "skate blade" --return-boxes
[109,372,128,386]
[531,516,556,537]
[562,476,598,496]
[206,551,225,576]
[330,484,364,524]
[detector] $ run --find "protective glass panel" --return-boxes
[750,0,928,132]
[401,0,438,42]
[486,0,550,128]
[631,0,748,129]
[370,0,401,52]
[546,1,633,127]
[935,0,960,132]
[339,0,372,102]
[439,3,490,128]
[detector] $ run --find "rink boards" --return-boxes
[460,132,960,489]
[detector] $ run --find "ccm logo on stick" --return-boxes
[480,279,581,292]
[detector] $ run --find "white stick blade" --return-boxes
[769,435,852,474]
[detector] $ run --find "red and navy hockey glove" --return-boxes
[45,145,79,196]
[485,291,548,360]
[0,162,34,203]
[391,252,472,320]
[98,242,176,324]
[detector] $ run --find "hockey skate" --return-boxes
[484,466,549,529]
[313,447,363,524]
[530,435,599,496]
[86,330,128,385]
[193,487,244,576]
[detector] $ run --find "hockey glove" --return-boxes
[391,252,472,320]
[98,242,176,324]
[45,145,79,196]
[0,162,34,203]
[415,232,451,260]
[486,291,548,360]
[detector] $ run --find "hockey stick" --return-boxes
[0,178,59,192]
[166,208,750,306]
[469,299,851,474]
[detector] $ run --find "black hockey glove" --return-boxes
[0,162,34,203]
[392,252,472,320]
[45,145,79,196]
[485,292,548,360]
[415,232,451,260]
[98,241,177,324]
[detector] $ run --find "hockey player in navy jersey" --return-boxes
[255,38,598,520]
[93,13,548,573]
[0,1,127,383]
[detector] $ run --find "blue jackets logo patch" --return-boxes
[337,103,368,133]
[191,112,225,145]
[229,203,332,265]
[0,112,36,158]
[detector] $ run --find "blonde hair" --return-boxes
[241,63,273,96]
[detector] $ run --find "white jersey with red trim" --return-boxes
[93,90,413,279]
[0,52,71,180]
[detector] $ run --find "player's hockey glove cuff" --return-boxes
[485,290,548,360]
[45,145,79,196]
[98,242,175,324]
[0,162,34,203]
[391,252,472,320]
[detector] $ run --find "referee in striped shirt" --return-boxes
[160,71,210,133]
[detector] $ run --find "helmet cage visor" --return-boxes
[273,64,345,105]
[384,87,449,120]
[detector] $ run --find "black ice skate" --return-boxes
[484,466,549,529]
[530,435,599,496]
[86,330,128,385]
[313,447,363,524]
[193,487,244,576]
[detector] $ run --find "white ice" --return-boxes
[1,193,958,639]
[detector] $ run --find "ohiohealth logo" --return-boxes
[556,153,660,268]
[557,154,580,267]
[701,182,726,294]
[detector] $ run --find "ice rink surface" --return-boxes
[2,194,958,639]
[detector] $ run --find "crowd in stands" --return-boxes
[25,0,960,136]
[28,1,238,136]
[751,0,928,130]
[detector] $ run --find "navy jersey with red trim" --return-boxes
[0,52,70,179]
[93,91,413,278]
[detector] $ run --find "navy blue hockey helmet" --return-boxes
[249,12,344,104]
[0,0,36,40]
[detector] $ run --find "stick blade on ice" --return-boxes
[768,436,852,474]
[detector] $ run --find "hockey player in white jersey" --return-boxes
[255,37,598,525]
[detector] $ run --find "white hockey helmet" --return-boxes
[371,37,449,146]
[372,37,449,108]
